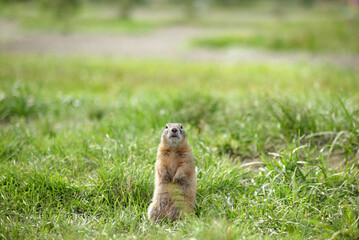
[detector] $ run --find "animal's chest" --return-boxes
[162,152,182,178]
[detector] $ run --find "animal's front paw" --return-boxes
[164,173,171,181]
[161,169,171,181]
[173,174,186,185]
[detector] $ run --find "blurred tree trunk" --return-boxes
[185,0,196,19]
[302,0,316,7]
[119,0,134,19]
[39,0,81,19]
[38,0,81,32]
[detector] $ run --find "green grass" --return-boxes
[0,55,359,239]
[188,2,359,54]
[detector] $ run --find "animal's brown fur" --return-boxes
[148,123,196,223]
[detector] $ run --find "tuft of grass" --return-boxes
[0,86,47,122]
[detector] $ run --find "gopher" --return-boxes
[147,123,197,223]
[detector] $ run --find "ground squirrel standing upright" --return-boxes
[148,123,197,223]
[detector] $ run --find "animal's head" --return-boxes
[161,123,187,147]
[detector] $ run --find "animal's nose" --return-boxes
[171,128,178,133]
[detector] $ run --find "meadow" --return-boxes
[191,19,359,53]
[0,55,358,239]
[1,1,359,239]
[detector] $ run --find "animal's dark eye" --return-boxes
[180,125,183,129]
[165,125,168,129]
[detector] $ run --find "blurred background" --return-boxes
[0,0,358,65]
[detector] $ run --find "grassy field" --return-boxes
[191,5,359,54]
[0,55,358,239]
